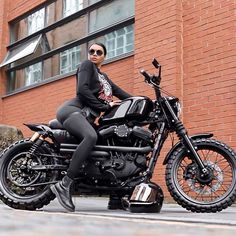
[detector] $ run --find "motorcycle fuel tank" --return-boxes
[100,96,153,124]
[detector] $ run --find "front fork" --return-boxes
[164,99,209,176]
[175,121,209,175]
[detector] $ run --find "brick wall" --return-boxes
[0,0,8,123]
[134,0,236,196]
[182,0,236,147]
[134,0,183,98]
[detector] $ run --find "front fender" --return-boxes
[163,133,213,165]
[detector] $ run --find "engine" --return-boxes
[83,125,153,185]
[98,124,153,146]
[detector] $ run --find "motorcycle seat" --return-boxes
[48,119,65,130]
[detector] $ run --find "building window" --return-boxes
[3,0,134,93]
[0,35,42,68]
[105,25,134,59]
[89,0,134,33]
[27,8,45,35]
[25,62,43,86]
[63,0,84,17]
[89,0,100,4]
[60,46,81,74]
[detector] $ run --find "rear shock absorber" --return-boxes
[28,137,45,156]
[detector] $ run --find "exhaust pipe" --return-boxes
[60,143,152,154]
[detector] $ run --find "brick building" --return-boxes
[0,0,235,198]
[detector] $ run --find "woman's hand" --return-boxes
[109,100,121,107]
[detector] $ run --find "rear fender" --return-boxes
[24,124,55,143]
[24,123,52,133]
[163,133,213,165]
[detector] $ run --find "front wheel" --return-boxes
[165,138,236,213]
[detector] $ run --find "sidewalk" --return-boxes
[1,197,236,236]
[42,197,236,226]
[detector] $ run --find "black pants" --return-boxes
[57,104,97,179]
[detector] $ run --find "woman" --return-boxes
[51,43,132,212]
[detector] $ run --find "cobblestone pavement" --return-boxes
[0,197,236,236]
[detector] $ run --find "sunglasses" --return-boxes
[88,49,104,56]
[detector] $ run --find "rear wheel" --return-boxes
[0,139,58,210]
[165,138,236,212]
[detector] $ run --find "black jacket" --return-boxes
[75,60,131,112]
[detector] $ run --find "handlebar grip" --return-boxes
[140,69,151,81]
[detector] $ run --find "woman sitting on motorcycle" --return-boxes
[51,42,132,212]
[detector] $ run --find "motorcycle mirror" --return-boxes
[152,58,160,68]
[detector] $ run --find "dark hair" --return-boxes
[89,42,107,56]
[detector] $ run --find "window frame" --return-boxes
[25,61,43,86]
[105,25,134,59]
[63,0,84,18]
[27,8,46,35]
[0,35,42,67]
[60,45,81,74]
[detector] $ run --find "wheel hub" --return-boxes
[185,160,224,194]
[196,167,213,185]
[8,152,41,187]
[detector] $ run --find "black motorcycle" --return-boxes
[0,59,236,213]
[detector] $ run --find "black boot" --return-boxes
[107,195,123,210]
[51,176,75,212]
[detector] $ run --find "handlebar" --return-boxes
[140,61,161,85]
[140,58,162,98]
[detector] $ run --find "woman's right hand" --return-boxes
[109,100,121,107]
